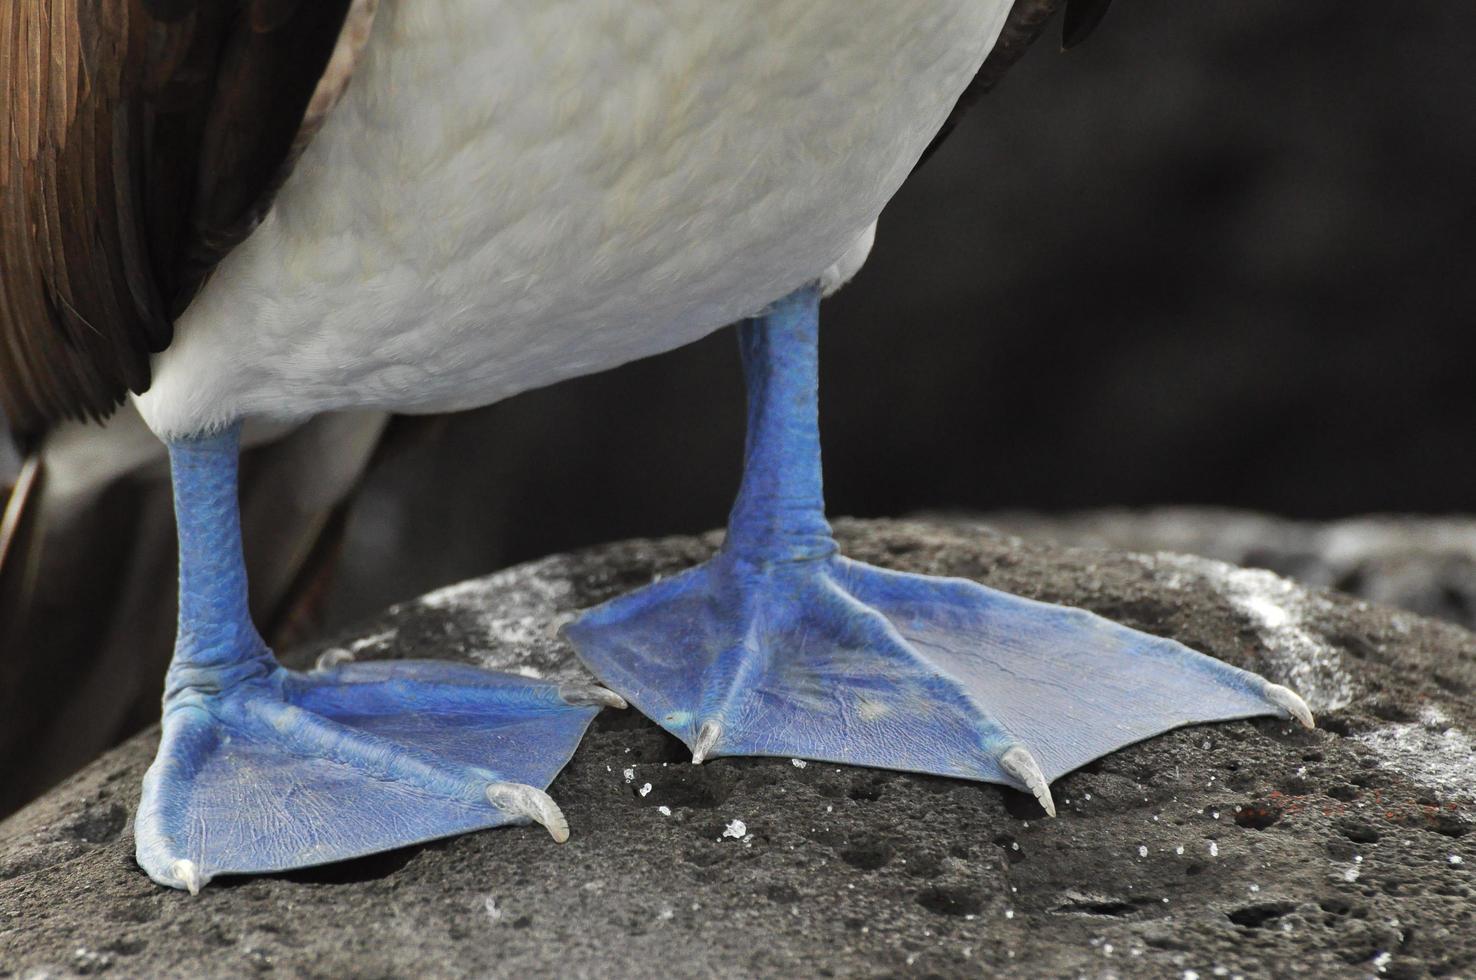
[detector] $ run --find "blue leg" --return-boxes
[566,285,1313,812]
[135,426,621,892]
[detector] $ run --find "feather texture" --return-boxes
[920,0,1117,169]
[0,0,368,435]
[1064,0,1116,50]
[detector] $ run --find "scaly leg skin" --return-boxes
[135,427,623,893]
[566,285,1312,813]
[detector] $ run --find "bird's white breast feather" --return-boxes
[137,0,1012,438]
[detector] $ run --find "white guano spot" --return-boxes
[1146,553,1353,711]
[1421,704,1450,726]
[1353,718,1476,804]
[410,558,592,676]
[419,558,573,612]
[350,629,398,654]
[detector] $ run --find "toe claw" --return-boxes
[691,721,721,765]
[557,682,628,710]
[169,859,206,895]
[999,745,1057,818]
[486,782,570,843]
[313,648,355,672]
[1264,683,1315,729]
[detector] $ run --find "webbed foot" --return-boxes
[565,284,1311,801]
[136,660,608,891]
[140,425,617,891]
[567,552,1309,802]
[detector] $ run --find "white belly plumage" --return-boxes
[136,0,1013,438]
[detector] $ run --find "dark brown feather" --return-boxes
[917,0,1115,170]
[0,0,367,435]
[1064,0,1117,50]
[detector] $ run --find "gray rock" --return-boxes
[1,519,1472,979]
[967,508,1476,632]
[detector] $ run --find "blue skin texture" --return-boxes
[567,284,1303,793]
[134,426,603,892]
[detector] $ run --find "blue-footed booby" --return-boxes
[0,0,1311,892]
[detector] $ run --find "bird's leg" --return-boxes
[566,285,1312,807]
[134,424,617,892]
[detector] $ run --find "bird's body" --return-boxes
[2,0,1315,894]
[139,0,1009,436]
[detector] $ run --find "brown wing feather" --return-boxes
[0,0,369,435]
[1063,0,1117,51]
[918,0,1116,170]
[917,1,1064,171]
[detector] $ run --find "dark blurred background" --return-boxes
[6,1,1476,819]
[322,1,1476,627]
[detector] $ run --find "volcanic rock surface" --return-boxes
[970,508,1476,632]
[1,519,1472,978]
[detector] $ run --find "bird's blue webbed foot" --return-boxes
[135,428,620,892]
[567,286,1313,810]
[569,550,1310,810]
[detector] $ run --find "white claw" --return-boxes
[691,721,721,765]
[170,859,205,896]
[314,648,355,672]
[486,782,570,843]
[558,682,628,710]
[999,745,1057,818]
[1265,683,1316,730]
